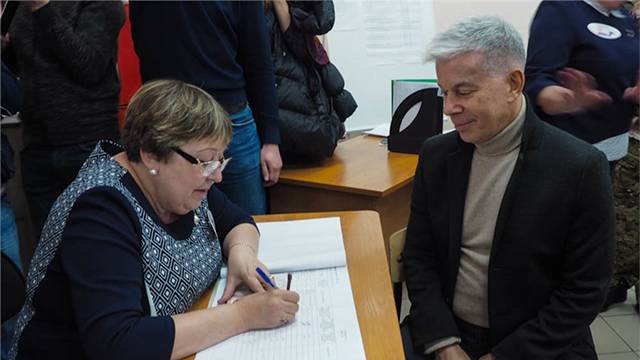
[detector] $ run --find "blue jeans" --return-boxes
[217,105,267,215]
[1,196,22,360]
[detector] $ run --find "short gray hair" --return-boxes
[425,16,525,74]
[122,79,232,163]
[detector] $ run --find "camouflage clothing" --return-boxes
[611,136,639,288]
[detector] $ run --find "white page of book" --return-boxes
[195,267,366,360]
[220,217,346,277]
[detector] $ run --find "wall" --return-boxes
[328,0,542,132]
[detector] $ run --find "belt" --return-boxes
[223,101,248,115]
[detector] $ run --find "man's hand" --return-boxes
[435,344,471,360]
[1,34,10,51]
[260,144,282,187]
[25,0,49,12]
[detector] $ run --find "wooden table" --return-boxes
[269,135,419,255]
[184,211,405,360]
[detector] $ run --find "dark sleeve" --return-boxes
[493,150,615,359]
[403,145,460,350]
[59,188,174,360]
[207,186,257,246]
[524,1,575,109]
[237,1,280,145]
[31,1,125,86]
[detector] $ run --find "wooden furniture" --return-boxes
[184,210,405,360]
[269,135,419,255]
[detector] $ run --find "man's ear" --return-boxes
[506,69,525,102]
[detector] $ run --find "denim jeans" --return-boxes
[1,195,22,360]
[21,140,101,241]
[217,105,267,215]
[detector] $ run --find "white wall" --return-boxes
[328,0,542,131]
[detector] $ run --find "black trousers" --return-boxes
[21,140,100,242]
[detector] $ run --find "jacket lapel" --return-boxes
[490,100,543,259]
[446,139,473,291]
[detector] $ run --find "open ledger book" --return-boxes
[195,217,366,360]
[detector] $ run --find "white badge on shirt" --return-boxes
[587,22,622,39]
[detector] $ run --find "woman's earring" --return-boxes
[149,169,159,176]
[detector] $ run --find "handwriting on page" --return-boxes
[196,268,365,360]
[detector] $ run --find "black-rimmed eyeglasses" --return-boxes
[173,148,231,177]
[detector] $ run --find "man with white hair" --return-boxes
[402,16,615,360]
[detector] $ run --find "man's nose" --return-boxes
[443,99,462,116]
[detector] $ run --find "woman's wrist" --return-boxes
[227,241,257,255]
[230,299,252,332]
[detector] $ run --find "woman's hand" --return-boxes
[537,68,613,115]
[218,245,268,304]
[623,72,639,104]
[233,289,300,330]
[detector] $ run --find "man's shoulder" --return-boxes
[535,119,604,160]
[420,131,462,158]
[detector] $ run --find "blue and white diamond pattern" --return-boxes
[9,141,222,359]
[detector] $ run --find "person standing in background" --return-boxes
[525,0,639,310]
[1,58,23,360]
[8,0,124,241]
[265,0,357,162]
[130,1,282,215]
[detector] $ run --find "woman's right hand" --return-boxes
[233,289,300,330]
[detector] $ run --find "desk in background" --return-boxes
[184,210,404,360]
[269,135,419,255]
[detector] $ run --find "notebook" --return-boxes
[195,217,366,360]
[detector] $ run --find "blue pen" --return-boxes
[256,267,278,289]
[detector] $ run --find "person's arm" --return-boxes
[272,0,334,63]
[403,144,462,352]
[271,0,291,33]
[60,188,176,360]
[624,72,639,104]
[237,2,282,185]
[28,1,125,85]
[524,2,610,115]
[492,150,615,359]
[61,187,298,360]
[206,187,271,303]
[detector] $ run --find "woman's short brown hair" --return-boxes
[122,79,232,162]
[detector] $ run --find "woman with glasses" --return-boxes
[10,80,299,360]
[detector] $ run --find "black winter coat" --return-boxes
[266,0,355,161]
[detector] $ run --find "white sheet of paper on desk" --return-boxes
[365,123,391,137]
[195,267,366,360]
[220,217,346,278]
[257,217,346,272]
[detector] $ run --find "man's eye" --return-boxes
[457,90,473,96]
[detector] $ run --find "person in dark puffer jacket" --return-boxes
[265,0,357,162]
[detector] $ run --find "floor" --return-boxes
[399,286,640,358]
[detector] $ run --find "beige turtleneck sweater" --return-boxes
[452,98,526,328]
